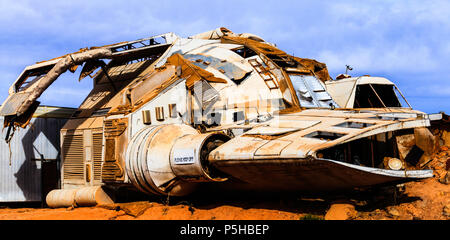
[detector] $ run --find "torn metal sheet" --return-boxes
[0,48,113,120]
[0,92,32,116]
[166,53,228,88]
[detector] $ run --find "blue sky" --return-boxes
[0,0,449,113]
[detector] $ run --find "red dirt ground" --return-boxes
[1,147,449,220]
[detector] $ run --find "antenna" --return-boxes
[345,65,353,75]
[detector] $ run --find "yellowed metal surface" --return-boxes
[0,28,437,201]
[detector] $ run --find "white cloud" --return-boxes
[0,0,39,20]
[318,44,439,74]
[422,85,450,97]
[392,1,450,25]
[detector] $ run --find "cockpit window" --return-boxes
[354,84,407,108]
[231,46,257,59]
[290,75,339,109]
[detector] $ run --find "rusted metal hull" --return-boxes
[212,158,433,192]
[0,27,438,204]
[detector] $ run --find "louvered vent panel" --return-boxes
[92,133,103,181]
[102,118,127,182]
[62,134,84,181]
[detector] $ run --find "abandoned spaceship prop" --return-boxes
[0,27,437,207]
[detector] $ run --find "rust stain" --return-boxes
[233,141,265,153]
[166,53,228,88]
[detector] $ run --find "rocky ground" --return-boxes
[0,147,449,220]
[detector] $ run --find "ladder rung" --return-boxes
[249,60,263,67]
[249,59,279,90]
[254,66,264,70]
[265,81,278,89]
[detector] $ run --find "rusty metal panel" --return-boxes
[32,105,76,118]
[210,158,433,192]
[0,92,32,116]
[245,126,299,136]
[101,118,127,182]
[254,139,292,156]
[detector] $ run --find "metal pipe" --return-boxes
[344,76,361,108]
[393,85,412,109]
[368,84,387,108]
